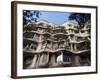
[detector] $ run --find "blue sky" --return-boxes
[23,10,71,25]
[38,11,71,25]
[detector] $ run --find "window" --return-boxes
[46,41,52,49]
[57,54,63,63]
[33,34,39,40]
[59,42,65,48]
[63,54,71,62]
[29,43,37,50]
[24,44,29,49]
[68,24,72,27]
[37,27,44,32]
[81,30,84,33]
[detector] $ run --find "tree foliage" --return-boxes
[23,10,41,25]
[68,13,91,28]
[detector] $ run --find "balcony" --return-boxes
[37,27,44,33]
[58,41,66,49]
[23,43,38,51]
[76,41,90,51]
[53,28,67,34]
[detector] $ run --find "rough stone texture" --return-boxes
[23,20,91,69]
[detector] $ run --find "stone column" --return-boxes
[27,54,38,69]
[36,43,42,51]
[74,44,77,51]
[39,35,43,42]
[38,53,49,66]
[70,43,73,51]
[49,54,56,65]
[74,55,81,66]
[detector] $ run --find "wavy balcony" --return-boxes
[23,20,91,69]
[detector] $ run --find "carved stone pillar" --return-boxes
[74,44,77,51]
[27,54,38,69]
[38,53,49,67]
[39,35,43,42]
[74,55,81,66]
[70,43,73,51]
[36,43,42,51]
[49,54,56,66]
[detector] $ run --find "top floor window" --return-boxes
[37,27,44,32]
[68,24,72,27]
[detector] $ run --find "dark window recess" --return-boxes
[46,41,52,49]
[80,56,91,66]
[30,43,37,50]
[59,42,65,48]
[68,24,72,26]
[81,30,84,33]
[37,27,44,32]
[63,55,71,62]
[33,34,39,40]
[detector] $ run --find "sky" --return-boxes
[38,11,71,25]
[23,10,91,25]
[23,10,71,25]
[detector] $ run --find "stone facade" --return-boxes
[23,20,91,69]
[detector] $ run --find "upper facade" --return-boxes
[23,20,91,54]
